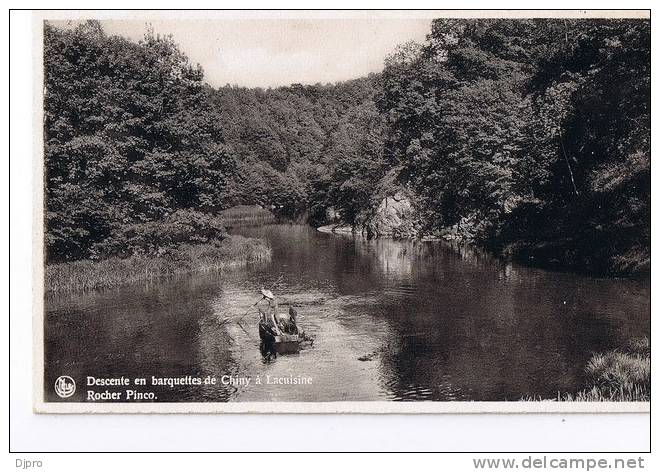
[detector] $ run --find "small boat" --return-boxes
[258,320,301,354]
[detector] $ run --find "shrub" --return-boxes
[90,210,228,258]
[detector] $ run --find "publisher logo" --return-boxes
[54,376,76,398]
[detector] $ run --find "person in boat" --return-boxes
[257,289,281,335]
[257,288,299,335]
[280,306,299,335]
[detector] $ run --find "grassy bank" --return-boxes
[523,337,650,402]
[46,235,271,293]
[219,205,276,227]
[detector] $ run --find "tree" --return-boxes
[44,21,234,261]
[378,18,650,273]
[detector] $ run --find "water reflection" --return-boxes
[44,224,650,402]
[45,277,238,402]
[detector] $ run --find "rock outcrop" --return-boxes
[360,191,418,239]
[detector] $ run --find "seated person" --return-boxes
[277,307,299,335]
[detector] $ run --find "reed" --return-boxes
[45,235,271,293]
[521,337,650,402]
[566,338,650,402]
[219,205,276,227]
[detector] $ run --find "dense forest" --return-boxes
[209,76,387,225]
[44,19,650,275]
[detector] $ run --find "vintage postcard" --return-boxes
[33,10,650,413]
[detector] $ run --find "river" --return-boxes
[44,224,650,402]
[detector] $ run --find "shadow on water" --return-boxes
[45,278,240,402]
[44,224,650,402]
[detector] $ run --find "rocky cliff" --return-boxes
[359,191,418,239]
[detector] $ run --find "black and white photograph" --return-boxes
[32,10,650,414]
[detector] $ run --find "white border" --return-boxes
[31,9,651,415]
[33,9,651,20]
[34,400,650,414]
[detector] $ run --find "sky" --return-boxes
[53,18,432,88]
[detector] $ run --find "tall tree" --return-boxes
[44,21,234,261]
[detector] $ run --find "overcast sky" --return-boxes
[54,19,432,88]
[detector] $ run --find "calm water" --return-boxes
[44,224,650,402]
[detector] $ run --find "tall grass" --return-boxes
[219,205,276,227]
[521,337,650,402]
[46,235,271,293]
[564,337,650,401]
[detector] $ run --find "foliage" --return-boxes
[209,76,386,223]
[522,337,650,402]
[90,210,228,259]
[44,21,234,262]
[44,19,650,276]
[378,19,650,274]
[45,235,271,293]
[218,205,277,227]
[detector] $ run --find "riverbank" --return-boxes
[45,235,272,293]
[523,337,650,402]
[220,205,276,227]
[318,220,649,277]
[316,224,355,235]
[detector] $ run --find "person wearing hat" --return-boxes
[257,288,281,335]
[257,288,299,335]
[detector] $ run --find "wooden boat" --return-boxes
[258,319,301,354]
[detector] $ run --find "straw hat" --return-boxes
[260,288,275,299]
